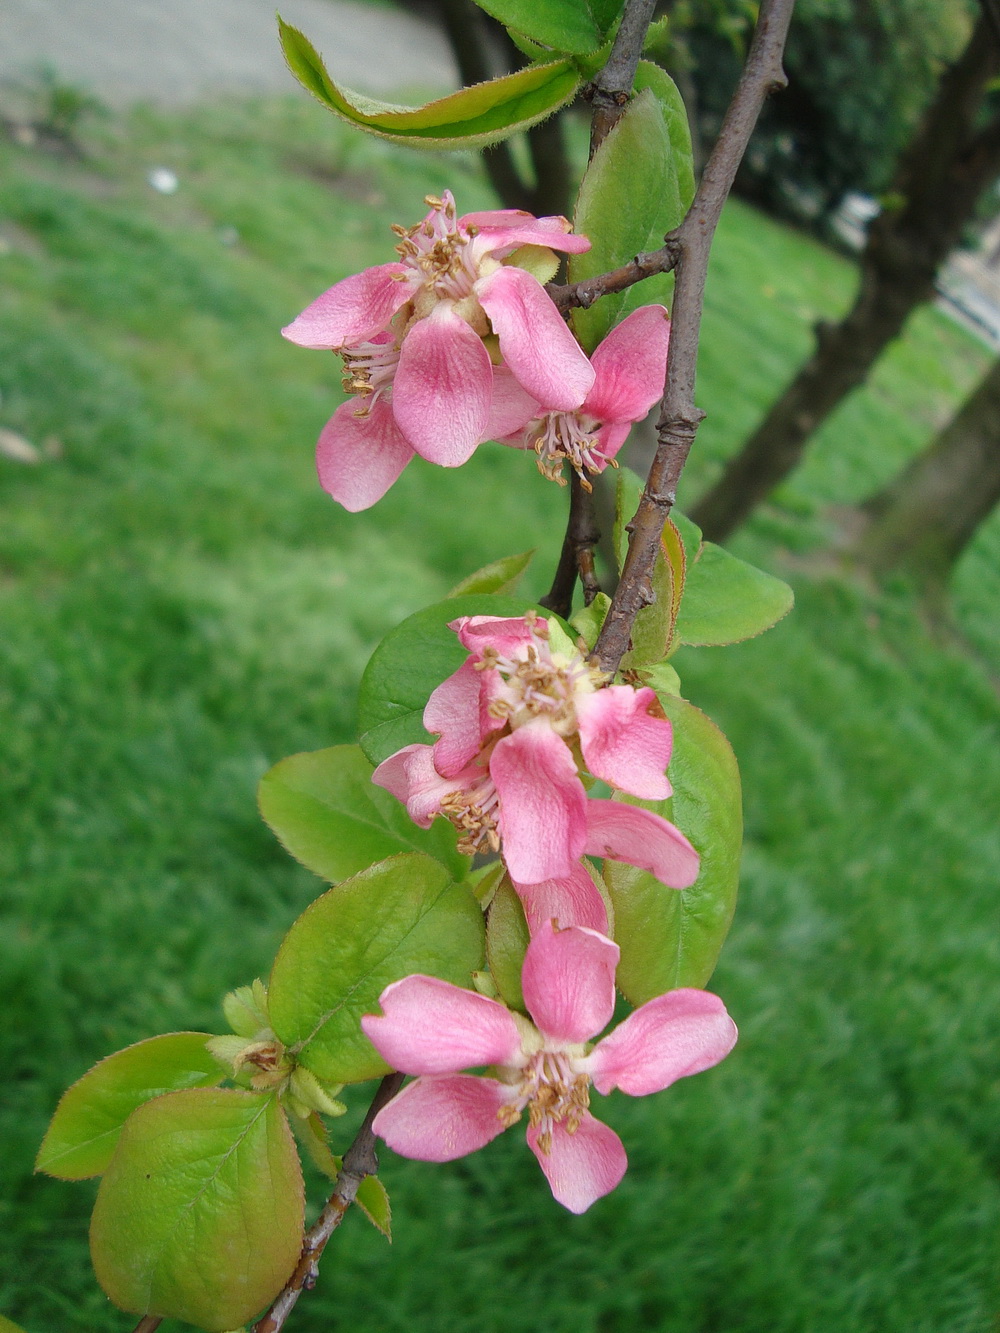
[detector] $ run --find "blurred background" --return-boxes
[2,0,999,1329]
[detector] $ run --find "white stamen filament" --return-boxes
[498,1049,591,1154]
[531,411,616,488]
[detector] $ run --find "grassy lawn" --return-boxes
[1,95,998,1333]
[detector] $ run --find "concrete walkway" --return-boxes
[0,0,458,105]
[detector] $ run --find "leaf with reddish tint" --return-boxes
[90,1090,303,1332]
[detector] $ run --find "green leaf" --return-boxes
[357,594,561,767]
[485,875,530,1012]
[448,550,535,598]
[469,0,604,54]
[36,1034,222,1180]
[259,743,467,884]
[675,543,794,646]
[633,60,696,212]
[0,1317,29,1332]
[268,853,485,1084]
[356,1173,392,1240]
[604,695,741,1003]
[279,19,580,148]
[570,89,684,352]
[613,468,678,667]
[90,1090,303,1332]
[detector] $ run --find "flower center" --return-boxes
[530,411,617,489]
[498,1050,591,1154]
[477,618,600,735]
[438,771,501,856]
[392,194,478,303]
[340,337,401,413]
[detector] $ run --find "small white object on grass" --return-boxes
[148,167,179,195]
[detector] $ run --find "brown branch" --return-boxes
[131,1318,161,1332]
[588,0,660,152]
[539,472,603,617]
[546,240,681,314]
[251,1073,405,1333]
[592,0,796,674]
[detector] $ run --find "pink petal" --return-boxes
[593,420,631,465]
[484,366,542,440]
[490,722,587,883]
[425,659,487,778]
[470,213,592,257]
[476,267,595,412]
[459,207,536,230]
[520,921,618,1045]
[450,614,538,659]
[371,743,466,827]
[582,305,671,424]
[393,304,492,466]
[362,975,522,1074]
[315,398,415,512]
[281,264,412,349]
[577,686,673,800]
[513,861,609,934]
[372,1074,511,1162]
[584,989,737,1096]
[583,799,700,889]
[527,1113,627,1213]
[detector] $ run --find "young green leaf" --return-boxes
[0,1317,29,1333]
[259,743,467,884]
[356,1173,392,1240]
[570,590,611,651]
[448,550,535,597]
[604,695,741,1003]
[633,60,696,212]
[613,468,681,667]
[570,89,684,352]
[357,594,563,767]
[90,1090,303,1332]
[675,543,794,646]
[485,875,530,1012]
[268,853,485,1085]
[36,1033,223,1180]
[279,19,579,148]
[469,0,605,53]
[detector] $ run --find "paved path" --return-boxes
[0,0,458,105]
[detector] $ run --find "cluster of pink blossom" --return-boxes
[284,189,734,1214]
[365,612,737,1210]
[282,191,670,507]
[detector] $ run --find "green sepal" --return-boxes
[357,595,570,767]
[279,19,579,149]
[89,1090,303,1332]
[570,591,611,652]
[468,859,506,908]
[36,1033,223,1180]
[268,853,485,1085]
[604,694,741,1003]
[570,88,685,351]
[675,543,794,646]
[448,550,535,597]
[259,743,468,884]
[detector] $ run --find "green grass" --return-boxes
[1,97,999,1333]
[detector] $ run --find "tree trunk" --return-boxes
[691,8,1000,543]
[853,355,1000,588]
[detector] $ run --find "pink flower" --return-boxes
[501,305,670,488]
[362,922,737,1213]
[282,191,595,509]
[372,613,700,900]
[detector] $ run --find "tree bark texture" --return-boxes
[691,8,1000,543]
[853,354,1000,586]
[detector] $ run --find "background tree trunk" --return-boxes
[852,355,1000,589]
[691,7,1000,543]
